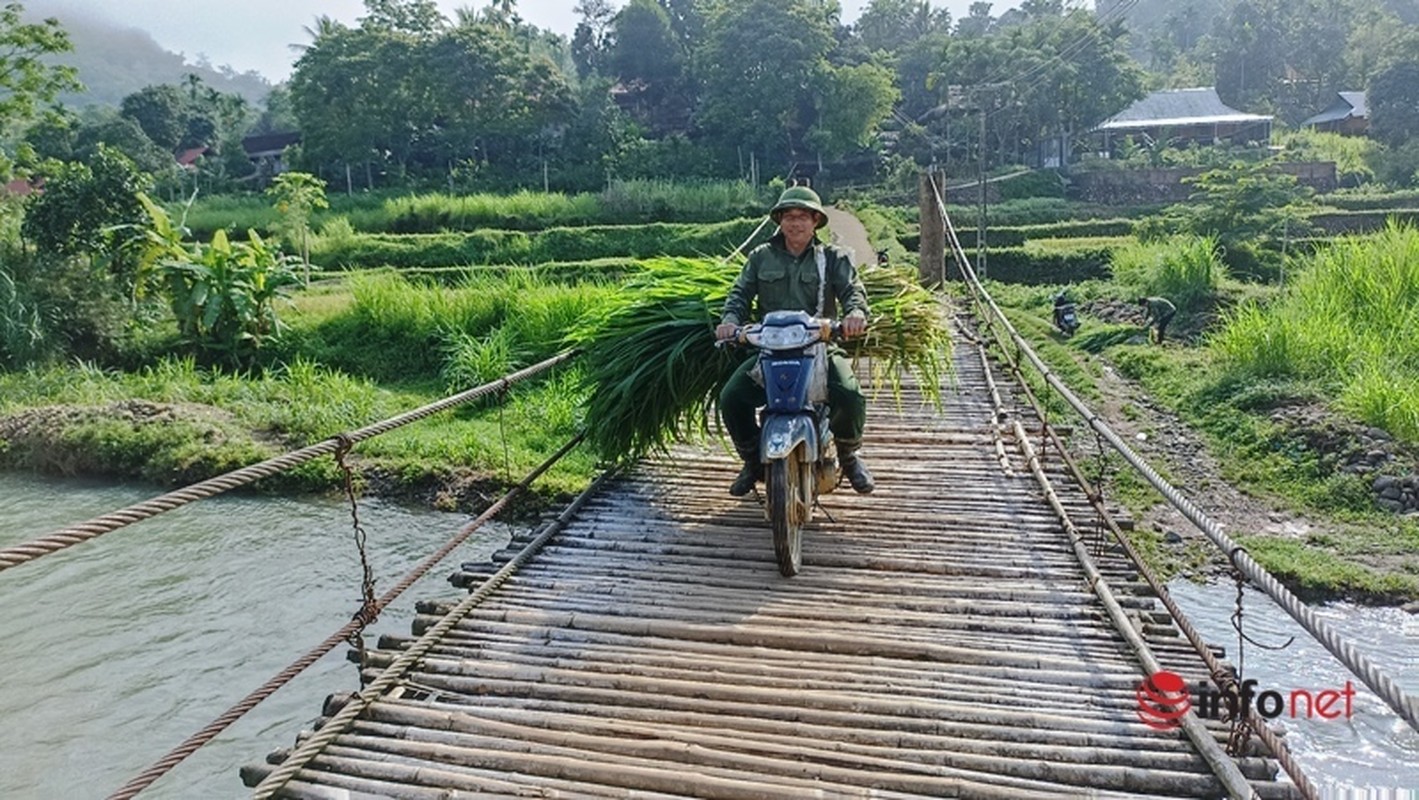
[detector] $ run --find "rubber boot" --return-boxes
[837,440,875,494]
[729,441,764,497]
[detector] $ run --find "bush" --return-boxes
[1316,189,1419,210]
[955,218,1135,248]
[1138,160,1316,279]
[0,247,131,368]
[972,243,1116,284]
[1367,139,1419,189]
[996,169,1068,200]
[1210,223,1419,443]
[1108,235,1227,311]
[309,219,769,270]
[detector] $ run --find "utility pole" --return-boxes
[976,87,991,281]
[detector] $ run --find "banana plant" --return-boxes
[124,193,305,364]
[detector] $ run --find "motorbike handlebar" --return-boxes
[714,318,865,348]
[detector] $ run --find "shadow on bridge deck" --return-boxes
[244,339,1296,798]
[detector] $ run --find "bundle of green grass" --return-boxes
[569,256,950,461]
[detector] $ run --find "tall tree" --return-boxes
[1211,0,1351,123]
[854,0,950,54]
[955,2,995,37]
[695,0,836,165]
[808,61,900,160]
[429,20,573,165]
[1368,61,1419,147]
[359,0,448,37]
[119,85,190,151]
[571,0,615,77]
[611,0,688,129]
[0,2,80,138]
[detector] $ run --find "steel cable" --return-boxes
[104,431,587,800]
[249,464,619,800]
[928,175,1419,734]
[992,318,1319,799]
[0,351,575,575]
[988,347,1258,798]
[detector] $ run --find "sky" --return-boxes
[60,0,1026,83]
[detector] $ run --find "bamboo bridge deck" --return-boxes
[243,338,1298,798]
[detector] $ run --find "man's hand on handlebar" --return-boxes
[715,322,738,342]
[840,314,867,339]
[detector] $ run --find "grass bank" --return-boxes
[0,269,624,506]
[989,229,1419,602]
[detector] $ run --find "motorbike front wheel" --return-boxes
[768,450,813,577]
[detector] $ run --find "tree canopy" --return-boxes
[4,0,1419,196]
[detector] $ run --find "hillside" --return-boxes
[22,0,273,108]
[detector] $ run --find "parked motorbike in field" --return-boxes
[1053,296,1080,337]
[723,310,851,577]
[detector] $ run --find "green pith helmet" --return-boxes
[770,186,827,229]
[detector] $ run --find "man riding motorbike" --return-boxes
[714,186,874,496]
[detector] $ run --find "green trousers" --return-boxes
[718,351,867,452]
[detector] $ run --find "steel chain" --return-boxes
[334,435,378,682]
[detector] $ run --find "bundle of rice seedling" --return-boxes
[569,256,950,461]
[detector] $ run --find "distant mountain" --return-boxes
[23,0,273,109]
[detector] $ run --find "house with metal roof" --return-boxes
[1092,87,1273,153]
[1302,91,1368,135]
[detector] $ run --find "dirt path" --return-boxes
[824,206,875,267]
[1086,360,1312,568]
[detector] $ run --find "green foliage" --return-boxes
[1275,128,1379,186]
[441,326,522,389]
[177,182,768,240]
[949,218,1135,249]
[1368,61,1419,148]
[971,241,1119,284]
[807,61,900,161]
[159,228,304,363]
[1317,188,1419,210]
[597,179,768,224]
[1238,535,1419,601]
[305,269,615,384]
[0,2,81,134]
[1210,223,1419,443]
[288,11,572,190]
[266,171,329,277]
[1108,235,1228,311]
[21,144,151,264]
[569,257,951,460]
[0,255,49,365]
[924,8,1144,170]
[695,0,836,162]
[995,169,1068,201]
[125,195,305,364]
[1138,160,1316,278]
[309,218,769,270]
[1369,139,1419,189]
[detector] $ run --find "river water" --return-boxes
[0,472,510,798]
[2,472,1417,797]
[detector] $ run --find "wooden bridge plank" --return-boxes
[250,338,1294,798]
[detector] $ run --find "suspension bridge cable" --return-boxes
[105,431,587,800]
[250,463,620,799]
[0,351,576,575]
[927,175,1419,735]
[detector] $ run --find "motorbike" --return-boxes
[725,310,848,577]
[1054,301,1080,337]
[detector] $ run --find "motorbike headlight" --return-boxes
[760,324,812,350]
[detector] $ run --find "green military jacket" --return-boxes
[1142,296,1176,323]
[720,233,869,326]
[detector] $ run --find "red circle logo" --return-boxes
[1136,671,1191,730]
